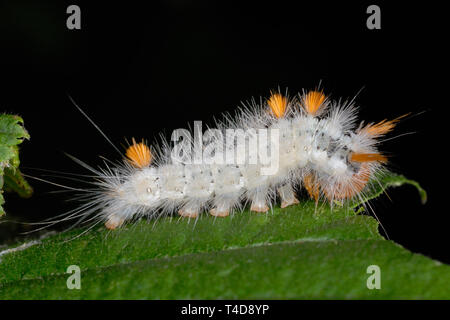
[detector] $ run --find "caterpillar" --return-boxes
[60,89,406,230]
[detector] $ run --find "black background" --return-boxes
[0,1,448,263]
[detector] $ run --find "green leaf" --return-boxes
[3,168,33,199]
[0,172,448,299]
[0,114,32,216]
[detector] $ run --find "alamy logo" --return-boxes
[66,265,81,289]
[366,5,381,30]
[366,265,381,289]
[66,5,81,30]
[171,121,280,175]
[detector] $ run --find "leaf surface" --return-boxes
[1,172,448,299]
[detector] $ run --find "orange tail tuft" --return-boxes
[350,152,388,163]
[359,113,410,137]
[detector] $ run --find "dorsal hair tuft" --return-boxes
[267,92,287,118]
[126,138,152,168]
[302,90,327,116]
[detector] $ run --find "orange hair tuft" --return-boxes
[303,90,326,116]
[126,138,152,168]
[350,152,387,163]
[267,93,287,118]
[359,114,410,137]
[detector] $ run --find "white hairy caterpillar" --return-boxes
[57,89,406,230]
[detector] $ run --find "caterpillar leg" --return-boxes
[303,174,320,203]
[250,202,269,212]
[210,193,242,217]
[250,191,269,213]
[178,202,200,218]
[210,207,229,217]
[278,184,299,208]
[105,214,125,230]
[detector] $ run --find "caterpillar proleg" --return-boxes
[65,89,406,230]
